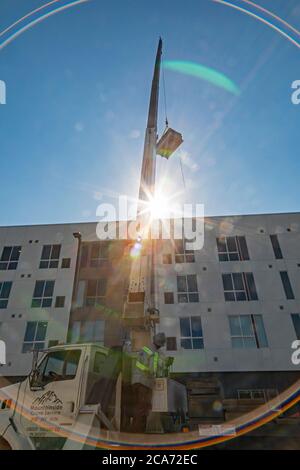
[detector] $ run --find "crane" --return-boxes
[123,38,183,351]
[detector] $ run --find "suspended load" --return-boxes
[156,127,183,159]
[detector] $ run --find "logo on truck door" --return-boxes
[31,391,63,415]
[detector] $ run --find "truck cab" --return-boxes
[0,343,118,449]
[0,342,187,449]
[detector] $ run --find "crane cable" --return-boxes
[162,63,169,130]
[161,59,186,195]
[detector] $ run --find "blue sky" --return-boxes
[0,0,300,226]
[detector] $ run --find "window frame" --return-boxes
[0,246,21,271]
[291,314,300,340]
[39,244,61,269]
[179,316,204,349]
[222,272,258,301]
[90,242,109,268]
[34,349,81,386]
[177,274,199,303]
[85,279,107,307]
[280,271,295,300]
[22,321,48,353]
[32,280,55,308]
[270,234,283,260]
[228,314,268,349]
[0,281,12,309]
[174,239,195,264]
[217,236,249,262]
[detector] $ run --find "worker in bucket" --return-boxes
[130,332,170,433]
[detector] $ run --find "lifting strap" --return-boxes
[161,55,186,194]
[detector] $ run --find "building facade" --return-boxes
[0,223,79,379]
[0,213,299,411]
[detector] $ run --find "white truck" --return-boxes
[0,343,187,450]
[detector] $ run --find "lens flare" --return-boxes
[163,60,240,96]
[130,242,142,258]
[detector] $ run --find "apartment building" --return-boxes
[0,213,299,410]
[154,212,300,417]
[0,223,79,380]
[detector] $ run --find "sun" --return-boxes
[147,191,170,220]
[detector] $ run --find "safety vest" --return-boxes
[135,346,160,375]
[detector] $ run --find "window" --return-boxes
[180,316,203,349]
[280,271,295,300]
[61,258,71,269]
[164,292,174,304]
[55,296,65,308]
[93,351,107,373]
[32,280,55,308]
[48,340,59,348]
[177,275,199,303]
[291,314,300,340]
[0,246,21,270]
[70,320,105,343]
[22,321,47,352]
[229,315,268,348]
[217,236,249,261]
[174,240,195,263]
[85,279,107,307]
[166,337,177,351]
[33,349,81,386]
[270,235,283,259]
[0,282,12,308]
[90,242,109,267]
[222,272,258,301]
[39,244,61,269]
[162,254,172,264]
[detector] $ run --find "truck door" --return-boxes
[21,348,84,436]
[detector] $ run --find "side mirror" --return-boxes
[29,350,44,391]
[31,349,39,372]
[29,370,44,391]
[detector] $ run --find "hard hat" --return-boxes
[153,332,166,348]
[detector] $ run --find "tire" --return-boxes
[0,438,12,450]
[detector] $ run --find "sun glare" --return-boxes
[148,191,170,220]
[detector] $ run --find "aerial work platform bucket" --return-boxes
[156,127,183,159]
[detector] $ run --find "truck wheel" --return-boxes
[0,438,12,450]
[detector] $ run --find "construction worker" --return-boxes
[130,332,167,433]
